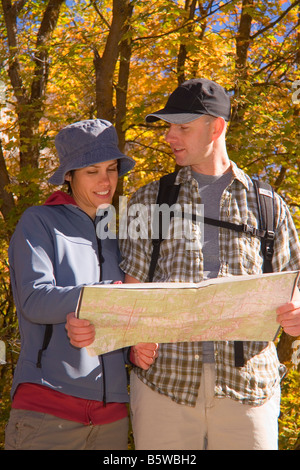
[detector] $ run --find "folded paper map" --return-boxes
[76,271,299,356]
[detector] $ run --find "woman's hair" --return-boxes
[65,170,74,195]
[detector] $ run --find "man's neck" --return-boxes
[191,140,230,176]
[191,157,231,176]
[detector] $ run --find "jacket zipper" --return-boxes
[93,218,107,407]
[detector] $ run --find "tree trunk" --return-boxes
[176,0,210,85]
[114,2,134,204]
[1,0,65,211]
[93,0,133,206]
[0,139,15,236]
[2,0,65,169]
[115,2,134,153]
[94,0,131,123]
[277,331,299,364]
[231,0,253,124]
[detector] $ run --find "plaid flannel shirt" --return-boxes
[119,162,300,407]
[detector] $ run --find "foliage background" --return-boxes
[0,0,299,450]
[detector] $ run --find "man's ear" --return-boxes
[212,117,226,140]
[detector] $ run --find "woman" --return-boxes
[5,119,157,450]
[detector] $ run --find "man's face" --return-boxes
[165,115,216,171]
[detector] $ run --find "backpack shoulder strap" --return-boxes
[156,172,180,206]
[148,172,180,282]
[147,173,276,369]
[252,179,275,274]
[235,179,275,367]
[148,175,276,280]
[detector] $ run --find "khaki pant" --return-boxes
[130,364,280,450]
[5,409,128,450]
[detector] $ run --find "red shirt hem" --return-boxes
[12,383,128,425]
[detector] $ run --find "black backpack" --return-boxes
[148,171,276,367]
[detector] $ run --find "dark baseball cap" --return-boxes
[146,78,231,124]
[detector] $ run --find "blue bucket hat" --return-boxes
[49,119,135,185]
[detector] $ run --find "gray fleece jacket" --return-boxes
[8,191,129,404]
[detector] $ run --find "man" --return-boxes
[119,78,300,450]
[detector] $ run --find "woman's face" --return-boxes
[65,160,119,219]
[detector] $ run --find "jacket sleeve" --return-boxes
[9,208,83,325]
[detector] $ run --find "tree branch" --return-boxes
[2,0,27,103]
[14,0,27,16]
[90,0,111,29]
[250,0,300,40]
[132,0,236,42]
[31,0,66,102]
